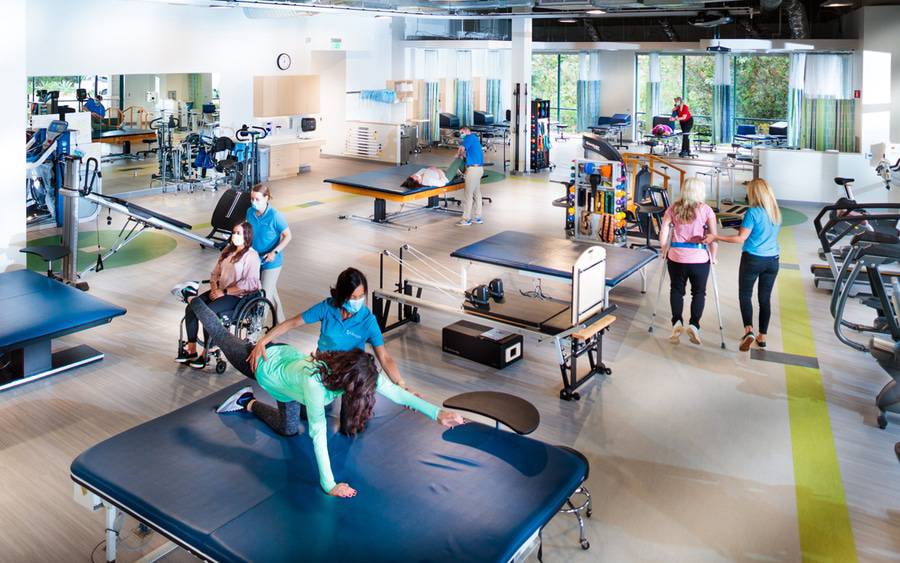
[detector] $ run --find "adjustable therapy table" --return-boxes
[373,231,657,400]
[324,163,465,227]
[0,269,126,391]
[71,382,588,562]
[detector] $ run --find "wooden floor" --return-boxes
[4,139,900,561]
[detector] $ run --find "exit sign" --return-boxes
[330,38,342,50]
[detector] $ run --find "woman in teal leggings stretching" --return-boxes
[190,299,464,498]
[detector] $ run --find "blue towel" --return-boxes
[360,89,396,104]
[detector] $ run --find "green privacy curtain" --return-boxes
[711,53,733,145]
[454,50,474,127]
[649,53,661,118]
[422,82,440,142]
[485,50,503,120]
[576,52,601,132]
[799,54,856,152]
[786,53,805,147]
[188,73,203,108]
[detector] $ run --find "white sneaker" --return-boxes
[473,217,484,224]
[456,219,472,227]
[217,386,254,413]
[687,324,702,345]
[669,321,684,344]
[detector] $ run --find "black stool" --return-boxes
[137,138,158,158]
[20,245,69,278]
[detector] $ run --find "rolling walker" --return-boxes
[648,239,726,349]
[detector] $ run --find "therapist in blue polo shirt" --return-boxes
[455,126,485,227]
[84,94,106,118]
[246,184,292,323]
[248,267,410,389]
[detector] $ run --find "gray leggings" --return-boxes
[190,299,300,436]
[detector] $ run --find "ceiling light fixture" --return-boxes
[821,0,853,6]
[586,9,606,15]
[559,18,578,23]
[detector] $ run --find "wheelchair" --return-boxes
[173,282,276,374]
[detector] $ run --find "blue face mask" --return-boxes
[251,200,267,212]
[343,296,365,313]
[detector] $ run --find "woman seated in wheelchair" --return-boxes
[177,221,261,368]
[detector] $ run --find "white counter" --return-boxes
[757,147,894,204]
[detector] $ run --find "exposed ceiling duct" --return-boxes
[783,0,809,38]
[759,0,782,10]
[583,19,602,40]
[688,11,734,26]
[736,16,761,37]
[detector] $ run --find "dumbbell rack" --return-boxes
[570,159,628,245]
[530,99,551,172]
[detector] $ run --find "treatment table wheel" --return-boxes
[215,360,227,374]
[878,413,888,429]
[559,389,581,401]
[581,539,590,550]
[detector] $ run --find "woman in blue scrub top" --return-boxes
[249,267,408,389]
[246,184,292,323]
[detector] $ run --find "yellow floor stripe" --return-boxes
[778,227,857,562]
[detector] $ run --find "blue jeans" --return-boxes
[738,252,779,334]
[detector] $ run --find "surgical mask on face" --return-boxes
[251,200,267,212]
[343,296,365,313]
[231,233,244,247]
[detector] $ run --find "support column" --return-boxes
[510,18,532,174]
[0,0,26,271]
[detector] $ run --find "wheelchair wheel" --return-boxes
[233,296,277,344]
[215,360,227,374]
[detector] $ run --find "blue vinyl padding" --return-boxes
[324,163,464,197]
[451,230,657,287]
[71,382,587,563]
[0,270,126,351]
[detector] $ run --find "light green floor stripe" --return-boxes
[779,227,857,562]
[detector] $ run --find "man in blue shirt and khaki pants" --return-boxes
[456,127,484,226]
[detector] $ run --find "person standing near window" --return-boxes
[671,97,693,157]
[84,93,106,118]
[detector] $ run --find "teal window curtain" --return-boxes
[485,50,503,120]
[486,79,502,119]
[454,50,474,126]
[712,53,733,145]
[649,53,661,118]
[786,53,806,147]
[188,73,202,108]
[422,82,440,142]
[799,54,856,152]
[576,52,601,132]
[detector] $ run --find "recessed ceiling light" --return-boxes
[559,18,578,23]
[586,9,605,15]
[821,0,852,6]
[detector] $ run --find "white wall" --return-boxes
[312,51,347,156]
[1,0,26,270]
[26,0,313,129]
[858,5,900,150]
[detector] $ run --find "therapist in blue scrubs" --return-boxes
[248,267,408,390]
[246,184,292,324]
[455,126,485,227]
[84,93,106,118]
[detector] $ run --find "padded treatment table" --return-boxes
[451,230,657,298]
[0,269,125,390]
[92,127,156,155]
[71,382,587,563]
[324,163,465,226]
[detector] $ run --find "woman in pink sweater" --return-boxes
[177,221,261,367]
[659,178,718,345]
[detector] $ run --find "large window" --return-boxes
[29,75,110,103]
[735,56,789,133]
[531,53,578,128]
[635,53,788,138]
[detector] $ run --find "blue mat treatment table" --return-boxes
[0,269,125,391]
[71,382,588,563]
[324,163,465,228]
[372,231,657,400]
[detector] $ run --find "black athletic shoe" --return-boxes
[188,356,208,369]
[175,350,199,364]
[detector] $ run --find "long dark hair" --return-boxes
[330,267,368,308]
[221,221,254,262]
[313,350,379,435]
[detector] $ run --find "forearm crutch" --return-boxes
[648,226,671,334]
[708,245,726,349]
